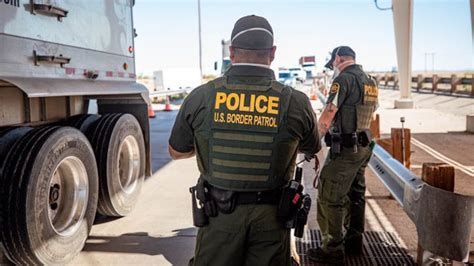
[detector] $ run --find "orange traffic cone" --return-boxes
[309,89,317,100]
[163,96,172,112]
[148,104,155,118]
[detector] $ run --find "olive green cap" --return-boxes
[231,15,274,50]
[325,46,356,70]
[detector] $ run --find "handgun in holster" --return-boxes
[294,194,311,238]
[277,166,312,238]
[189,178,217,227]
[324,131,342,159]
[358,129,372,147]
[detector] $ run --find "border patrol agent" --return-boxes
[307,46,378,264]
[168,15,321,266]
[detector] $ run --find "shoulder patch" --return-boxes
[330,83,340,94]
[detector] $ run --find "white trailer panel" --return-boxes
[0,0,134,56]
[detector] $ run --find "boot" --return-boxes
[307,247,345,265]
[344,237,363,256]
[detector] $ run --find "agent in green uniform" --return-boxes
[307,46,378,264]
[168,15,321,266]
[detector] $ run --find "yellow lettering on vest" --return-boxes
[239,93,250,112]
[255,95,268,113]
[267,96,279,115]
[214,112,225,123]
[226,93,239,111]
[215,92,280,115]
[249,94,256,112]
[254,115,261,126]
[215,92,226,109]
[364,85,378,97]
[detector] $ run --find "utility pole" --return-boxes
[424,53,427,73]
[424,52,435,73]
[432,53,435,72]
[197,0,203,81]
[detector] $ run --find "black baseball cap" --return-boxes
[324,46,356,70]
[231,15,274,50]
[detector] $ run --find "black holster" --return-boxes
[277,166,312,238]
[277,180,303,224]
[189,178,217,227]
[294,195,311,238]
[208,186,236,214]
[358,130,372,147]
[325,132,342,159]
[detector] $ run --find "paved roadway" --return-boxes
[71,85,473,265]
[72,103,197,265]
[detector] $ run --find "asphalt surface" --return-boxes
[72,103,197,265]
[69,89,473,265]
[411,132,474,197]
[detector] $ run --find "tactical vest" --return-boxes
[194,77,299,192]
[336,70,378,133]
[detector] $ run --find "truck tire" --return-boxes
[64,114,101,133]
[0,126,99,265]
[0,127,32,165]
[86,113,145,217]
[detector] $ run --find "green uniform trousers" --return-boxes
[191,204,291,266]
[317,146,372,254]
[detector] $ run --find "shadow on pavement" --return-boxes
[93,213,123,225]
[83,228,197,265]
[149,108,179,176]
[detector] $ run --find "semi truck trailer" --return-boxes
[0,0,151,264]
[214,39,231,75]
[299,56,316,78]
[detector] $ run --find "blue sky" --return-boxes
[133,0,473,75]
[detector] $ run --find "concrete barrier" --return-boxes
[467,115,474,133]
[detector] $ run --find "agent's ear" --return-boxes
[270,46,277,63]
[334,55,341,66]
[229,46,235,62]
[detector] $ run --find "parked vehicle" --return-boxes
[278,70,297,87]
[289,67,307,83]
[214,39,232,75]
[0,1,150,264]
[153,68,202,91]
[299,56,316,78]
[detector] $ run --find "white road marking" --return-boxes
[411,164,474,170]
[365,190,408,248]
[411,138,474,176]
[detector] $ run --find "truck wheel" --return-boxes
[0,127,32,164]
[64,114,101,133]
[86,113,145,217]
[0,127,98,265]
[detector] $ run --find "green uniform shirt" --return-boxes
[169,64,321,157]
[326,64,378,134]
[326,64,364,109]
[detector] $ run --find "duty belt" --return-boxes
[236,190,282,205]
[341,133,362,147]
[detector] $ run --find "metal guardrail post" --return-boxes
[431,74,439,92]
[471,76,474,96]
[369,139,474,263]
[417,163,455,265]
[370,72,473,96]
[416,74,423,91]
[450,74,460,94]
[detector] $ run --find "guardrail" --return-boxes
[316,91,474,262]
[370,73,474,96]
